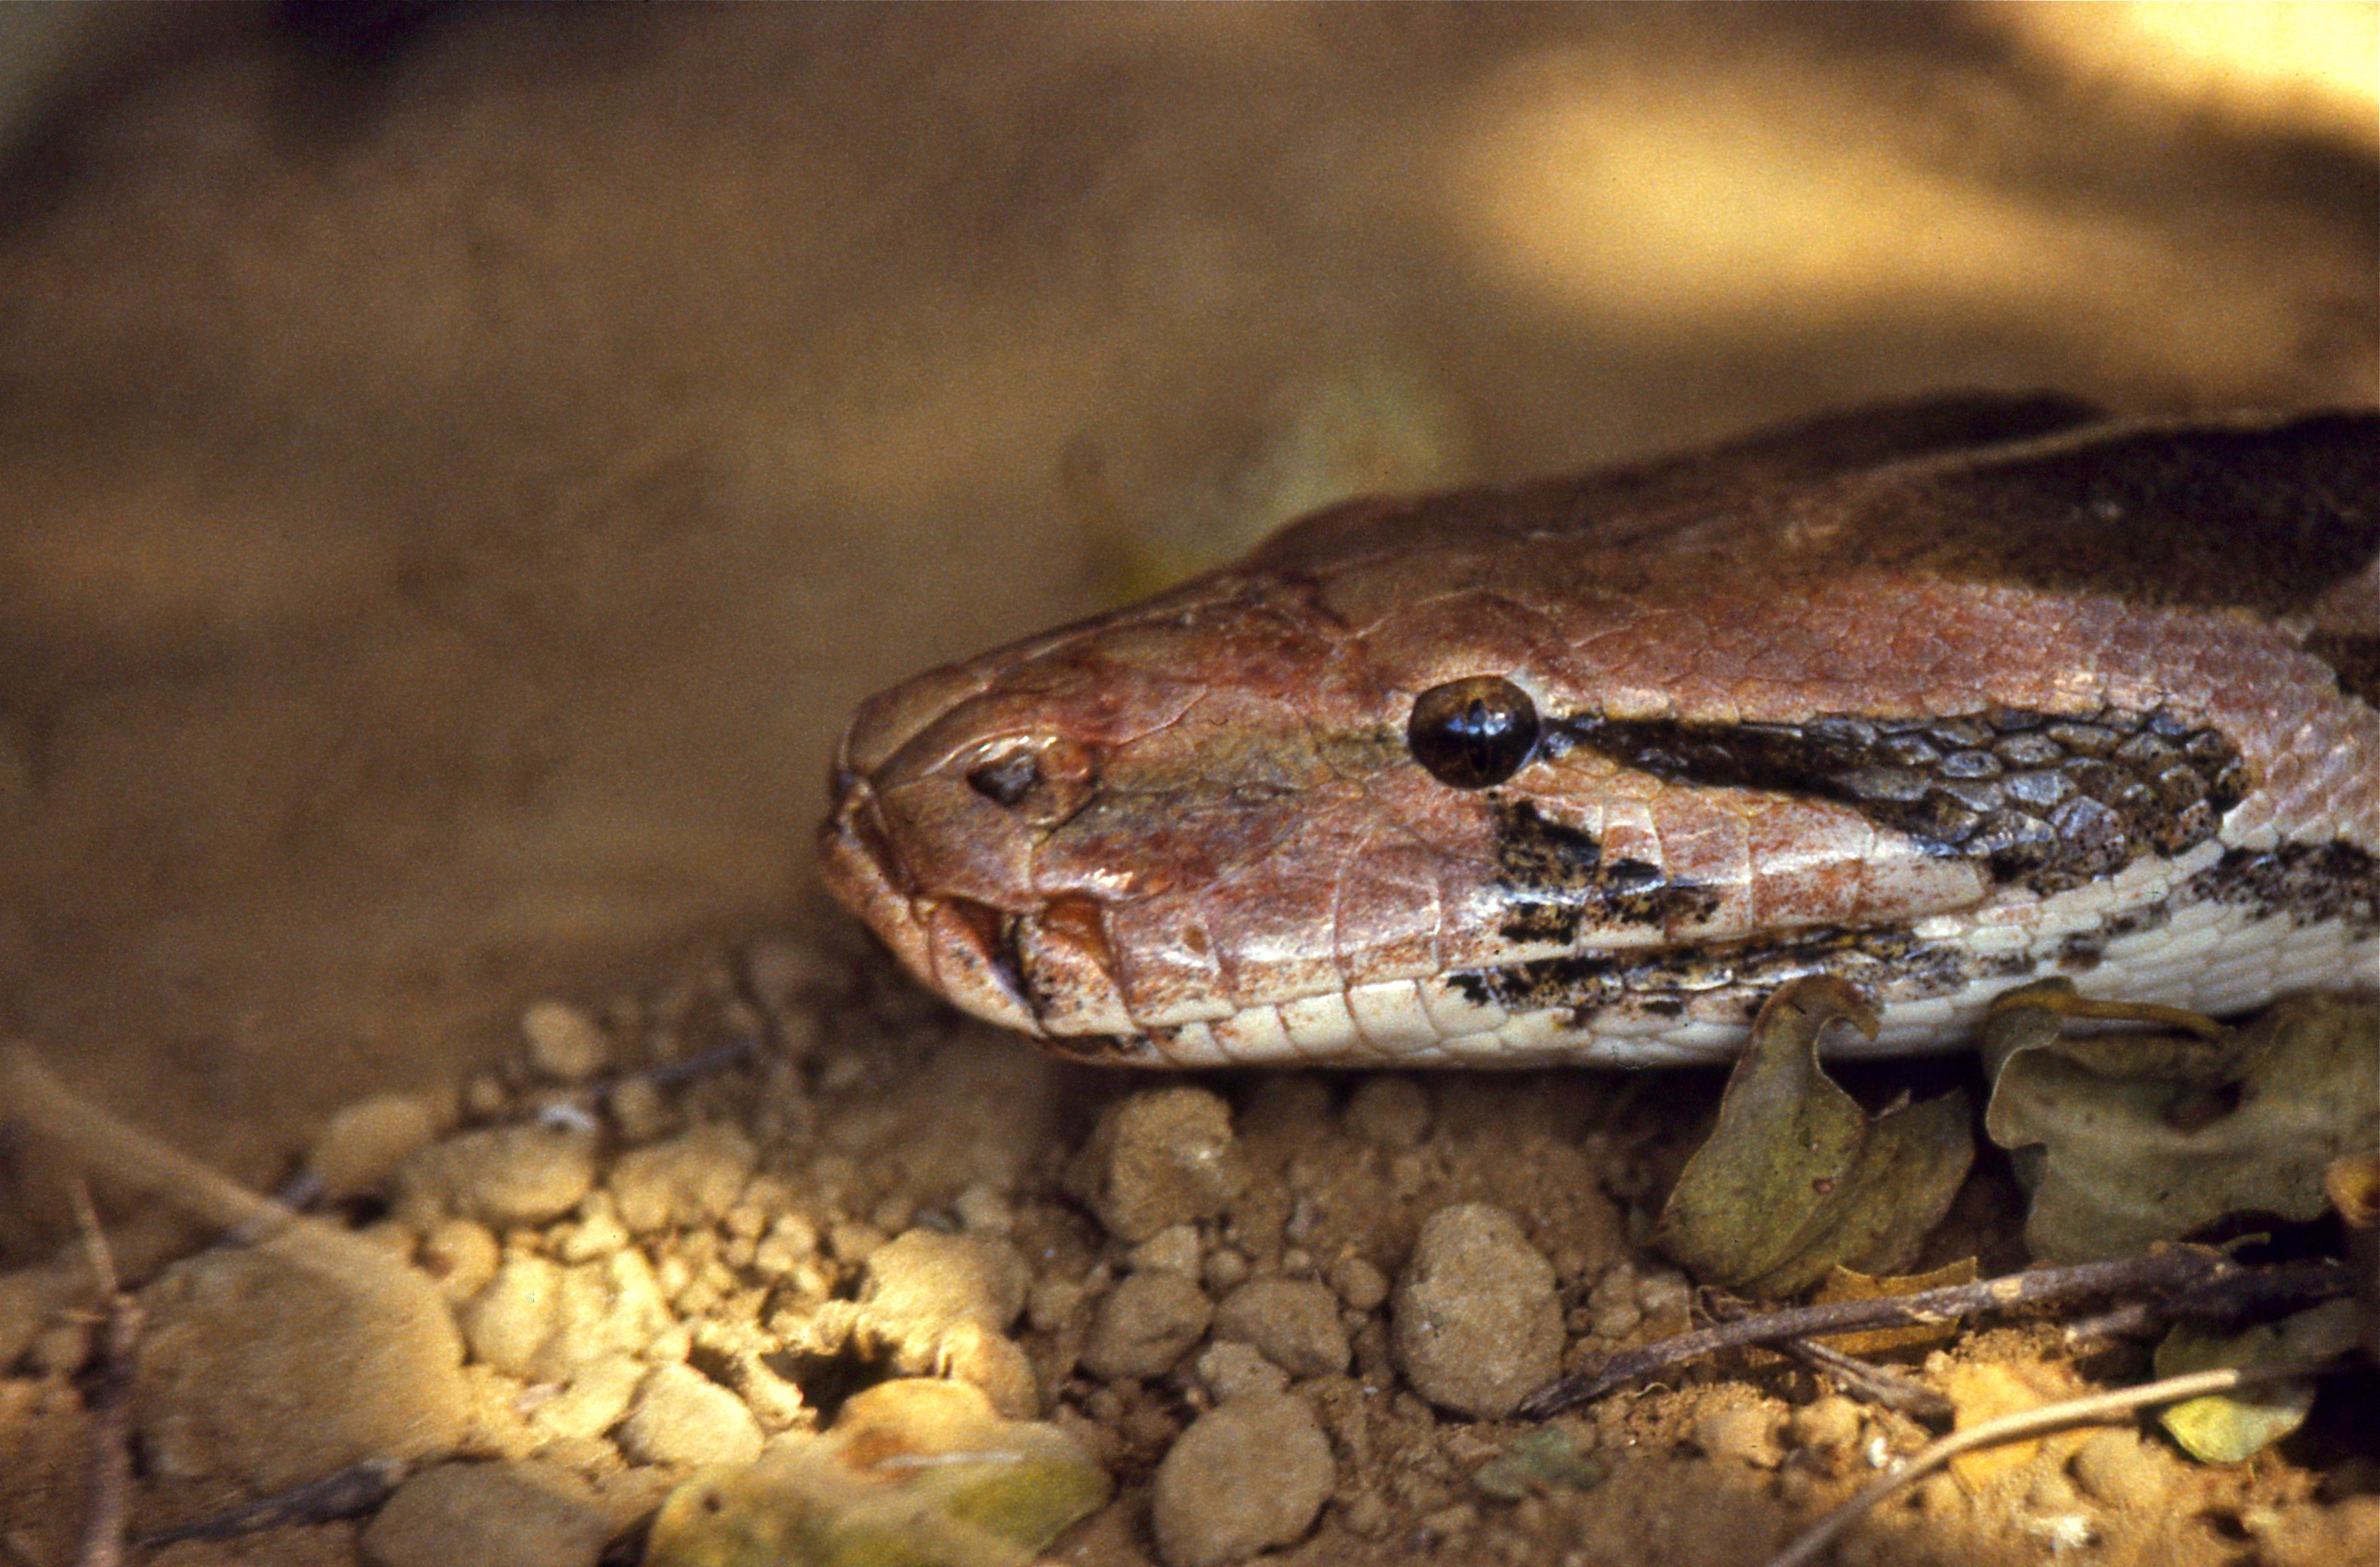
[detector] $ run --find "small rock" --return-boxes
[752,1212,820,1279]
[860,1229,1029,1334]
[136,1243,466,1491]
[1065,1087,1249,1244]
[616,1362,763,1468]
[1129,1223,1206,1277]
[2070,1428,2175,1513]
[1392,1204,1563,1419]
[1212,1278,1349,1379]
[417,1219,500,1305]
[1027,1275,1086,1334]
[554,1201,633,1264]
[521,1000,613,1083]
[1343,1077,1431,1150]
[1587,1262,1643,1339]
[458,1250,673,1382]
[1150,1394,1335,1567]
[609,1124,757,1235]
[309,1094,442,1199]
[1081,1270,1213,1382]
[606,1075,674,1144]
[1201,1246,1251,1295]
[1634,1266,1692,1321]
[361,1461,611,1567]
[936,1318,1040,1419]
[1788,1394,1864,1455]
[396,1123,598,1229]
[1694,1404,1783,1469]
[1194,1340,1289,1404]
[1326,1253,1390,1315]
[952,1182,1016,1236]
[530,1355,646,1443]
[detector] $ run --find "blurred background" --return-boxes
[0,2,2369,1182]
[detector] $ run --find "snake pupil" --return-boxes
[967,747,1043,807]
[1409,676,1540,789]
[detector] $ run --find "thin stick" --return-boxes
[0,1045,389,1284]
[1759,1358,2341,1567]
[69,1181,138,1567]
[1516,1248,2349,1418]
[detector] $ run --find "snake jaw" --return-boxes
[818,777,1043,1034]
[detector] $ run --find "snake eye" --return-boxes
[967,747,1043,807]
[1409,676,1540,789]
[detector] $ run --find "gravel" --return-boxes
[616,1362,764,1468]
[1080,1269,1214,1382]
[1211,1277,1349,1379]
[520,1000,615,1083]
[1150,1393,1335,1567]
[360,1462,613,1567]
[396,1122,599,1229]
[1391,1202,1565,1419]
[1066,1086,1249,1243]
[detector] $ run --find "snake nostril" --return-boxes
[967,747,1043,808]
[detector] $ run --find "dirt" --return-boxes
[0,7,2372,1566]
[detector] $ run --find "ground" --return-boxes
[0,8,2371,1566]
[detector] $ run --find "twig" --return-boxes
[142,1459,407,1546]
[1517,1248,2348,1418]
[1774,1336,1954,1422]
[1758,1358,2345,1567]
[0,1045,390,1284]
[69,1182,139,1567]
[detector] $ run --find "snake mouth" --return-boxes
[817,783,1043,1034]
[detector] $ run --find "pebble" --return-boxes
[1194,1339,1291,1404]
[751,1212,820,1279]
[935,1317,1041,1419]
[1200,1246,1251,1295]
[1150,1394,1336,1567]
[606,1074,674,1144]
[1211,1278,1349,1379]
[1391,1203,1563,1419]
[1587,1262,1643,1339]
[616,1362,764,1468]
[361,1461,612,1567]
[1027,1275,1087,1335]
[396,1122,599,1229]
[1129,1223,1206,1277]
[521,1000,613,1083]
[1788,1393,1864,1455]
[1694,1404,1783,1469]
[1065,1087,1249,1243]
[417,1219,501,1304]
[528,1354,645,1443]
[1343,1077,1431,1150]
[607,1123,757,1234]
[458,1249,674,1382]
[1080,1269,1214,1382]
[308,1094,443,1199]
[952,1181,1016,1236]
[2070,1428,2175,1512]
[859,1229,1029,1333]
[1326,1252,1390,1314]
[136,1244,467,1491]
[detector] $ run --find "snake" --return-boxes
[820,394,2378,1068]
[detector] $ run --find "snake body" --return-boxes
[822,396,2379,1066]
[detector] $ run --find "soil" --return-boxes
[0,8,2372,1567]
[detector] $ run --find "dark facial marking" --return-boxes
[2183,841,2380,936]
[1489,798,1720,943]
[1449,923,2037,1026]
[1869,414,2380,615]
[1560,704,2244,892]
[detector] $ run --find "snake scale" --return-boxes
[822,395,2378,1068]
